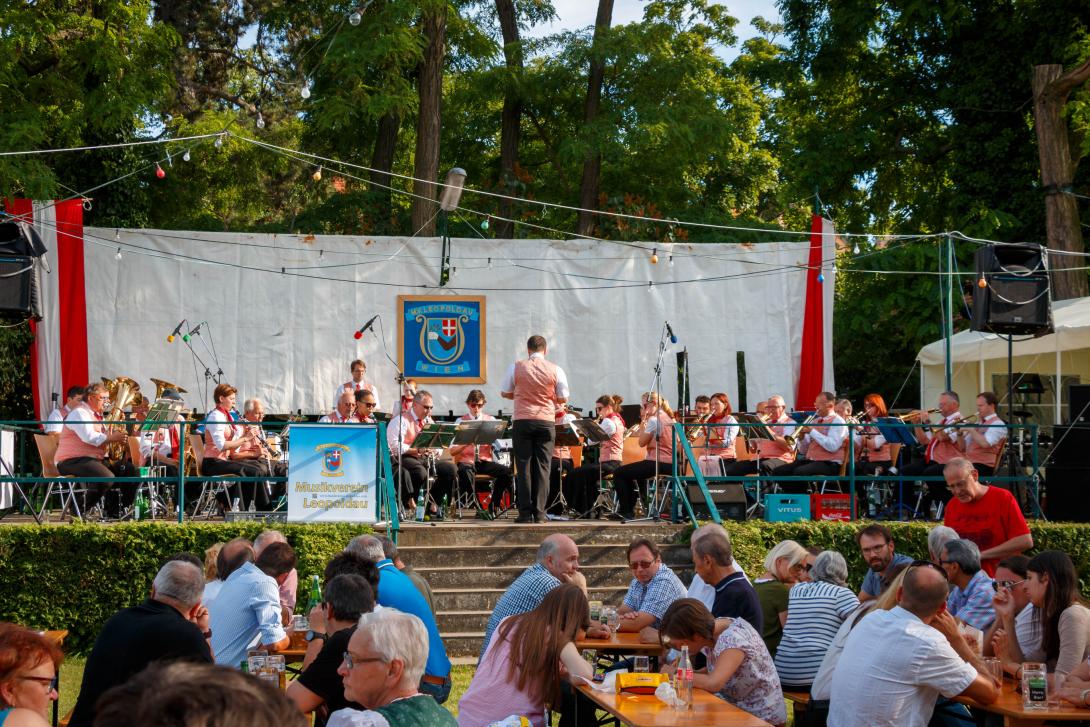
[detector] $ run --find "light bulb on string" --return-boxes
[852,242,860,255]
[155,163,166,179]
[214,135,224,148]
[487,257,493,269]
[669,254,674,266]
[481,216,490,231]
[312,166,322,182]
[115,247,122,261]
[300,83,311,100]
[255,112,265,129]
[349,9,363,25]
[650,248,658,264]
[978,277,987,289]
[182,150,191,162]
[817,272,825,283]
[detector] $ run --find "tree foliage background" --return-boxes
[1,0,1088,417]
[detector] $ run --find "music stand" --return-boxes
[571,418,612,518]
[734,413,774,518]
[452,419,508,518]
[872,417,919,520]
[412,423,458,519]
[137,400,187,519]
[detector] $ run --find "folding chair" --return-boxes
[187,433,236,517]
[33,434,83,521]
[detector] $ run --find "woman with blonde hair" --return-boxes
[753,540,810,657]
[611,392,676,519]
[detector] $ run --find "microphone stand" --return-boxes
[371,316,408,521]
[181,337,217,413]
[631,323,672,522]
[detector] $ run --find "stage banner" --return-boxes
[398,295,486,383]
[286,423,379,523]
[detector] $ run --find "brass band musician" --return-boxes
[954,391,1006,477]
[563,394,625,517]
[723,394,796,478]
[319,391,360,424]
[902,390,963,514]
[547,404,578,516]
[449,390,513,517]
[54,381,130,517]
[698,392,739,475]
[773,391,847,493]
[332,358,379,410]
[354,389,378,423]
[386,389,456,515]
[202,383,266,511]
[45,386,84,434]
[610,392,675,520]
[854,393,894,476]
[138,387,186,477]
[234,398,289,482]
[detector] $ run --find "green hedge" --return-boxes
[0,523,373,653]
[2,520,1089,655]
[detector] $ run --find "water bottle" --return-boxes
[439,494,448,519]
[675,645,693,710]
[231,497,240,513]
[248,498,256,513]
[415,497,426,522]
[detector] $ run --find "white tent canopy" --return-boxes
[917,296,1090,424]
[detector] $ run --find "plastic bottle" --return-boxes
[675,645,693,710]
[439,494,448,519]
[306,575,322,613]
[415,497,426,522]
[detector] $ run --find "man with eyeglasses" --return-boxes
[69,560,213,727]
[722,394,797,479]
[617,538,687,633]
[939,539,996,631]
[329,610,457,727]
[386,390,456,515]
[942,457,1032,576]
[829,560,999,726]
[857,524,914,603]
[54,381,130,516]
[449,389,513,517]
[320,391,361,425]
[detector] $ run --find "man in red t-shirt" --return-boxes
[943,458,1032,576]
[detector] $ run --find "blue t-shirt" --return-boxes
[376,559,451,678]
[861,552,914,597]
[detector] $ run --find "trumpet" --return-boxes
[686,413,711,444]
[784,413,819,448]
[897,407,940,422]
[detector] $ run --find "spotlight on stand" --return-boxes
[438,167,467,287]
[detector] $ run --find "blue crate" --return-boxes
[764,494,811,522]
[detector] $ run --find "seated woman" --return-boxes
[659,599,786,727]
[752,540,810,659]
[995,550,1090,682]
[457,584,592,727]
[564,395,626,517]
[0,623,63,727]
[698,393,739,475]
[611,392,676,519]
[450,390,513,515]
[773,551,860,691]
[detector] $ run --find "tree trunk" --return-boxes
[370,111,400,227]
[576,0,615,238]
[494,0,521,239]
[411,3,446,237]
[1032,61,1090,300]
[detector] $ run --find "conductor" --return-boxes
[500,335,569,523]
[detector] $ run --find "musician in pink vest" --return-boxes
[450,390,513,516]
[698,392,739,475]
[354,389,379,423]
[773,391,847,493]
[398,379,419,415]
[500,335,570,523]
[332,359,380,411]
[234,397,288,483]
[854,393,895,475]
[956,391,1006,476]
[319,391,360,424]
[386,390,456,515]
[903,390,963,516]
[547,406,578,516]
[565,394,626,517]
[203,383,265,510]
[722,394,798,480]
[45,385,84,434]
[55,381,129,515]
[610,392,676,520]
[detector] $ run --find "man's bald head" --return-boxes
[537,534,579,581]
[899,563,950,619]
[216,537,254,580]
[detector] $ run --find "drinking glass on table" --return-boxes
[982,657,1003,683]
[606,607,620,634]
[1047,673,1064,710]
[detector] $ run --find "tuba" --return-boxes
[150,377,188,400]
[102,376,141,461]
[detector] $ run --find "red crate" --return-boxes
[811,493,852,521]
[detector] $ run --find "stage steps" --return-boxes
[390,518,693,658]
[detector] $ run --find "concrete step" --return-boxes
[399,542,692,569]
[432,586,630,611]
[392,519,688,547]
[443,632,488,658]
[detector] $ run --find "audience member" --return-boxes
[287,575,376,725]
[92,661,305,727]
[344,536,451,703]
[255,530,298,615]
[203,542,225,606]
[328,610,457,727]
[686,525,749,611]
[479,534,602,656]
[857,524,913,602]
[942,458,1032,575]
[927,524,960,564]
[659,599,786,726]
[378,536,434,614]
[323,552,381,601]
[689,525,761,629]
[0,623,62,727]
[985,555,1042,661]
[208,538,292,667]
[994,550,1090,681]
[458,584,592,727]
[774,551,858,690]
[617,538,687,633]
[829,561,998,726]
[752,539,809,657]
[939,539,996,631]
[70,560,212,727]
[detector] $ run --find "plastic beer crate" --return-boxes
[763,494,810,522]
[811,493,853,521]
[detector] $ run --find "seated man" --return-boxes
[208,538,293,667]
[379,536,434,614]
[255,529,297,617]
[773,391,846,494]
[858,524,915,603]
[617,538,687,633]
[137,388,186,477]
[942,457,1032,576]
[955,391,1006,476]
[903,390,964,515]
[69,560,213,727]
[45,385,84,434]
[450,389,513,515]
[386,390,456,514]
[328,610,457,727]
[320,391,360,424]
[345,535,452,702]
[940,538,996,632]
[829,561,999,726]
[286,574,376,725]
[690,524,761,629]
[54,381,129,516]
[722,394,797,482]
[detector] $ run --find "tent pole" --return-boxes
[944,235,954,392]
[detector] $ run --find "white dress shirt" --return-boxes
[386,409,427,457]
[63,404,108,446]
[205,408,239,451]
[805,413,847,460]
[45,406,69,434]
[499,352,570,399]
[332,381,380,410]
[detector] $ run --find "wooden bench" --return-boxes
[783,690,810,721]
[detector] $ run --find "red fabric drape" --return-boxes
[795,214,825,409]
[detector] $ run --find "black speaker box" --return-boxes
[687,483,747,521]
[1045,465,1090,521]
[1069,385,1090,423]
[971,244,1053,336]
[1048,424,1090,466]
[0,256,35,317]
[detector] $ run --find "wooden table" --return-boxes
[575,684,772,726]
[576,632,666,656]
[955,679,1090,726]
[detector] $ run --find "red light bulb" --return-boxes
[155,163,166,179]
